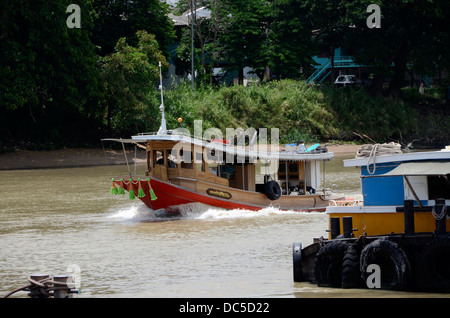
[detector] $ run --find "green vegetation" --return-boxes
[164,80,336,143]
[0,0,449,151]
[99,30,169,137]
[163,80,430,145]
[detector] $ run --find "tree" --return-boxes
[172,0,231,85]
[173,0,318,85]
[92,0,176,57]
[0,0,101,144]
[99,30,168,136]
[306,0,450,97]
[217,0,272,82]
[266,0,317,79]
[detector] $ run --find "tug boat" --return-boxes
[293,144,450,292]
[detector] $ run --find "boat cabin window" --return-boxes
[195,152,205,172]
[153,150,163,167]
[180,150,193,169]
[278,161,306,195]
[221,165,236,186]
[428,175,450,200]
[166,150,177,168]
[151,149,177,168]
[209,165,218,175]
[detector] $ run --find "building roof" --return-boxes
[168,13,189,26]
[168,7,211,26]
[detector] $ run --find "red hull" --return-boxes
[113,177,326,213]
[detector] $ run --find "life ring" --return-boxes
[264,180,281,200]
[314,240,349,287]
[422,236,450,292]
[360,238,411,290]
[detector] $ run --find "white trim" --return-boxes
[344,150,450,167]
[326,205,398,214]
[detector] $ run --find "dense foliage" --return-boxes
[0,0,449,150]
[163,80,422,144]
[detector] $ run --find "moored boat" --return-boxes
[328,144,450,236]
[293,144,450,292]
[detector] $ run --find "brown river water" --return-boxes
[1,154,448,298]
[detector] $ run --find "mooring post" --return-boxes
[28,274,50,298]
[404,200,415,235]
[329,217,340,239]
[435,198,447,236]
[343,216,357,238]
[53,275,73,298]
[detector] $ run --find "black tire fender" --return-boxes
[422,236,450,292]
[293,243,303,282]
[342,243,364,289]
[360,238,411,290]
[264,180,281,200]
[314,240,349,287]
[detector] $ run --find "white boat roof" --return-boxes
[103,133,334,162]
[381,161,450,176]
[344,149,450,167]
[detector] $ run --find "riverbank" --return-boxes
[0,143,360,170]
[0,148,146,170]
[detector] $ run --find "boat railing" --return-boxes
[133,131,334,162]
[329,199,363,207]
[136,130,221,144]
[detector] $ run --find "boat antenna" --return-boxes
[157,61,167,135]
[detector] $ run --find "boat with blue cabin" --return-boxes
[293,144,450,292]
[328,144,450,237]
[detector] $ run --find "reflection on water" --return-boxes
[0,156,448,298]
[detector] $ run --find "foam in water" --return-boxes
[107,202,305,222]
[107,203,155,221]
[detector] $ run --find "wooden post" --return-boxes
[404,176,423,208]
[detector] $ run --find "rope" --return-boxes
[356,143,402,175]
[3,276,80,298]
[432,204,448,221]
[3,284,32,298]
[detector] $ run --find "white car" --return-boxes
[334,75,358,87]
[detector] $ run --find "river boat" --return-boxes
[105,62,345,214]
[293,144,450,292]
[106,131,342,214]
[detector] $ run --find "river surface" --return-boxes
[1,153,448,298]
